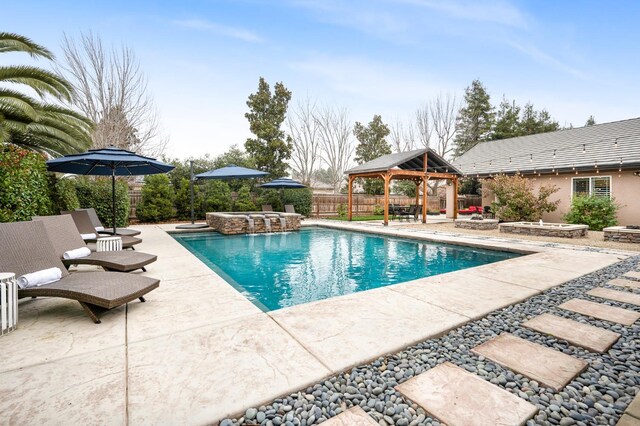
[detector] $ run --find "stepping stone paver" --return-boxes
[609,278,640,290]
[322,406,378,426]
[471,333,588,391]
[624,270,640,280]
[523,313,620,353]
[395,362,537,426]
[588,287,640,307]
[625,393,640,420]
[559,299,640,325]
[617,414,640,426]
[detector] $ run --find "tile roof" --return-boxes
[345,148,461,175]
[453,117,640,176]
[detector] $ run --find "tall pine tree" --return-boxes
[493,97,521,140]
[454,79,494,157]
[353,115,391,195]
[244,77,293,178]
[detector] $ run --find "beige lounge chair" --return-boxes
[262,205,273,212]
[33,215,156,272]
[0,221,159,323]
[284,204,296,214]
[77,207,141,237]
[63,210,141,249]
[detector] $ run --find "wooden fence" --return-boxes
[128,190,482,219]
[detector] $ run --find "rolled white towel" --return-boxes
[63,246,92,260]
[95,226,105,232]
[81,233,96,240]
[17,267,62,289]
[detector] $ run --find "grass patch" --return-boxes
[326,215,384,221]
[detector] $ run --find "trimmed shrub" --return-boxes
[564,196,618,231]
[136,174,175,222]
[0,145,51,222]
[373,204,384,215]
[258,189,283,212]
[202,180,232,212]
[337,203,347,217]
[283,187,313,216]
[49,175,80,213]
[75,177,130,227]
[234,185,257,211]
[484,174,559,221]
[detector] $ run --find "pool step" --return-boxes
[588,287,640,306]
[523,313,620,353]
[395,362,537,426]
[559,299,640,325]
[471,333,588,391]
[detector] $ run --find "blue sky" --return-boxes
[3,0,639,159]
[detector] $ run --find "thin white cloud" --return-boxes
[398,0,530,29]
[507,40,588,80]
[172,18,263,43]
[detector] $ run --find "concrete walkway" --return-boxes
[0,222,632,424]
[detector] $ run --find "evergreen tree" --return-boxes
[585,115,596,126]
[493,97,521,140]
[136,174,175,222]
[454,79,494,157]
[244,77,292,178]
[353,115,391,195]
[519,103,559,135]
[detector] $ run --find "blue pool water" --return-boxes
[173,228,520,311]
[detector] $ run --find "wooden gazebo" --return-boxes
[345,148,462,225]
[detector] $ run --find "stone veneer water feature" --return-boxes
[206,212,302,235]
[604,226,640,244]
[500,222,588,238]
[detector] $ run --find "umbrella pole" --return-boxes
[112,169,117,234]
[190,160,195,224]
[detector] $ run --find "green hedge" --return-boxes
[233,185,257,211]
[75,177,130,227]
[0,145,51,222]
[564,196,618,231]
[49,175,80,213]
[283,188,313,216]
[136,174,175,222]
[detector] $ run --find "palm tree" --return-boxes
[0,32,92,156]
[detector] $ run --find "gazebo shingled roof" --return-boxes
[345,148,461,225]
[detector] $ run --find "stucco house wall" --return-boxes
[482,170,640,225]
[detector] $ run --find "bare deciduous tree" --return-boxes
[287,96,320,186]
[415,104,433,149]
[389,118,417,153]
[430,93,458,161]
[58,32,167,156]
[316,106,353,193]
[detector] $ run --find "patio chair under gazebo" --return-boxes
[344,148,462,226]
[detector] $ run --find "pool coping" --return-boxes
[160,221,632,421]
[0,222,633,425]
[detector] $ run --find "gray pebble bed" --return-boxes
[220,255,640,426]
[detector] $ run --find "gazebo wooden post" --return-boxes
[422,176,428,223]
[453,177,459,219]
[414,180,420,208]
[383,173,390,226]
[347,175,354,221]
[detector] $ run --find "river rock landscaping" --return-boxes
[221,255,640,426]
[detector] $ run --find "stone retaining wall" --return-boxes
[454,219,499,230]
[206,212,301,235]
[500,222,588,238]
[603,226,640,244]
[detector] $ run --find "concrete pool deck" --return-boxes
[0,222,633,424]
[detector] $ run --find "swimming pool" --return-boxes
[173,227,520,311]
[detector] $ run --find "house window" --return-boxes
[572,176,611,198]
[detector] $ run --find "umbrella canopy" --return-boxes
[259,177,306,189]
[195,164,268,180]
[47,146,175,233]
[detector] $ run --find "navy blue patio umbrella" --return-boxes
[175,164,269,229]
[259,177,306,210]
[47,146,175,233]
